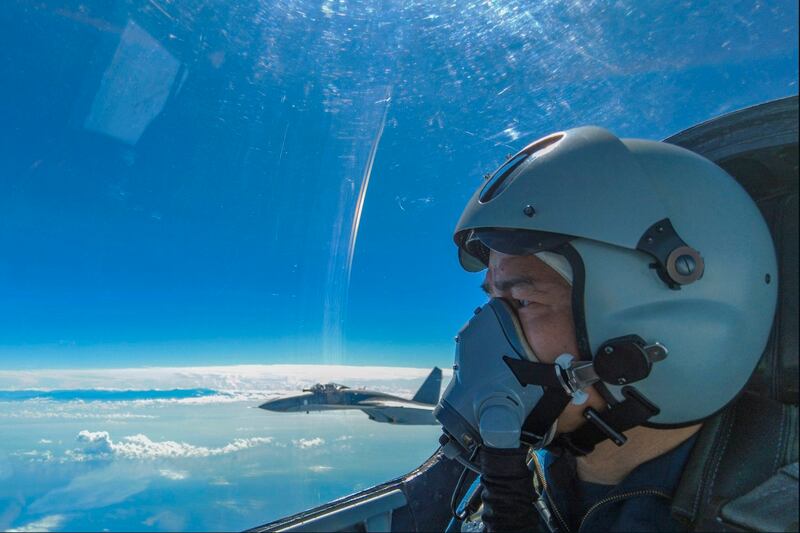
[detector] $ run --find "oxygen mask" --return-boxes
[434,298,601,472]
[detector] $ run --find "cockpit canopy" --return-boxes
[303,383,351,393]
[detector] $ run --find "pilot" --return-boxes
[444,127,779,531]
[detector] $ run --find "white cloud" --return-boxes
[76,430,114,455]
[6,514,66,532]
[64,430,274,462]
[308,465,333,473]
[38,439,53,444]
[159,469,188,481]
[335,435,353,441]
[292,437,325,449]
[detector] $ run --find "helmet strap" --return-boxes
[552,386,660,456]
[504,354,662,455]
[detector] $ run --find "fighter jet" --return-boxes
[258,367,442,425]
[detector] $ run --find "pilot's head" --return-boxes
[454,126,778,441]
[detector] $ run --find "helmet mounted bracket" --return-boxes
[637,218,705,289]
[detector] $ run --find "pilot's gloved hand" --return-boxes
[479,445,538,532]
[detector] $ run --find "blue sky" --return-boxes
[0,0,797,370]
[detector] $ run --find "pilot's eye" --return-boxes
[514,299,531,308]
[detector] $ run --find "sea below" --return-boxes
[0,367,445,532]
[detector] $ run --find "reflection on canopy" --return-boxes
[84,20,183,145]
[0,0,796,368]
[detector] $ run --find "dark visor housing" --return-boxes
[456,228,574,271]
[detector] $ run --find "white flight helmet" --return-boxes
[455,126,778,426]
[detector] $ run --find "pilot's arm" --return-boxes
[478,445,538,532]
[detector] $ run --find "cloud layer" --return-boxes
[0,364,451,402]
[66,430,274,461]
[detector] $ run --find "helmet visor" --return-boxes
[457,228,574,271]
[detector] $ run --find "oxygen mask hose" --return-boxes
[479,445,538,532]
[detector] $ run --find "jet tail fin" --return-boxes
[412,367,442,405]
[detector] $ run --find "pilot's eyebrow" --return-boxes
[481,276,535,295]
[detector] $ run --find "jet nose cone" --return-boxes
[258,393,316,413]
[259,398,285,411]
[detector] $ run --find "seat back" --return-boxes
[746,190,798,404]
[665,96,799,531]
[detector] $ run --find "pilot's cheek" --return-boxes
[520,311,579,364]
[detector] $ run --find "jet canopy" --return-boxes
[302,383,351,393]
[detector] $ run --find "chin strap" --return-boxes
[554,386,660,456]
[503,355,661,455]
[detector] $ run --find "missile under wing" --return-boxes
[258,367,442,425]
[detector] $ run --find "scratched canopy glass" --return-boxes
[0,1,796,531]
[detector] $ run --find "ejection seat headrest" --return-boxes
[666,95,799,406]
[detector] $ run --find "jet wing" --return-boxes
[357,399,435,410]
